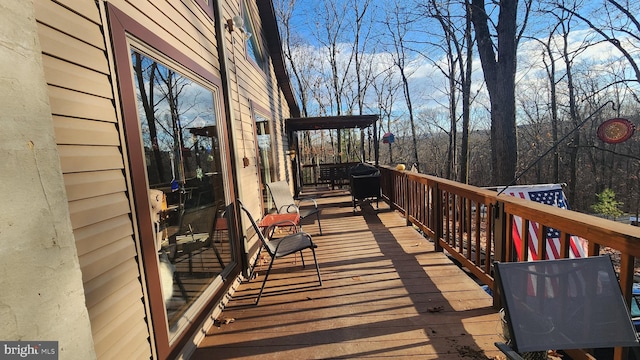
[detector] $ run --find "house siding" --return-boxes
[29,0,296,358]
[1,1,96,359]
[35,0,152,358]
[228,0,293,215]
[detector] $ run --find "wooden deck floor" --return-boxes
[192,196,503,359]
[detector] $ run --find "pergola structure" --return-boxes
[285,115,379,193]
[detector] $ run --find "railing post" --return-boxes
[404,172,410,226]
[614,254,634,360]
[492,201,507,310]
[433,182,442,252]
[493,201,507,263]
[389,170,396,209]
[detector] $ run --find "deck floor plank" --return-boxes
[193,196,502,359]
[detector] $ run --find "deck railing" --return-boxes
[301,162,359,188]
[379,165,640,360]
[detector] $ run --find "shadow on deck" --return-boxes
[192,196,503,359]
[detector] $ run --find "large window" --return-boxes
[242,0,266,71]
[131,49,235,339]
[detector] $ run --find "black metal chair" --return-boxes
[238,200,322,305]
[494,256,639,359]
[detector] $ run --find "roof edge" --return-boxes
[256,0,300,118]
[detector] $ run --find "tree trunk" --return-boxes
[470,0,519,185]
[134,55,164,182]
[459,0,473,184]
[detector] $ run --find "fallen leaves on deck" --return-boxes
[213,317,235,328]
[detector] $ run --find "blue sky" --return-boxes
[274,0,640,129]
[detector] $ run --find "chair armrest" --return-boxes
[265,220,299,238]
[296,197,318,208]
[278,204,300,214]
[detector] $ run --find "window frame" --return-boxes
[107,4,240,358]
[251,102,277,212]
[193,0,214,19]
[240,0,268,73]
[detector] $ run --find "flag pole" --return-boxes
[496,100,615,197]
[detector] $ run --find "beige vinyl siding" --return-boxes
[230,0,292,197]
[43,56,113,98]
[34,0,106,49]
[53,116,120,147]
[63,170,127,201]
[35,0,151,359]
[48,86,116,122]
[109,0,221,76]
[58,145,124,173]
[36,0,295,357]
[51,0,102,24]
[37,23,110,74]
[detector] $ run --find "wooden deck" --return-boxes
[192,196,503,359]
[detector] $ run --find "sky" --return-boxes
[272,0,640,130]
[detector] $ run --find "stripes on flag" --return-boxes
[502,184,587,261]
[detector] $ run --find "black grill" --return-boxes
[349,163,380,213]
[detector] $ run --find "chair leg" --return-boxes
[174,272,189,301]
[246,246,263,282]
[311,246,322,286]
[300,251,306,268]
[255,256,276,305]
[210,243,225,269]
[316,212,323,235]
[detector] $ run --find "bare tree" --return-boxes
[382,1,420,170]
[275,0,312,116]
[459,0,475,184]
[470,0,531,185]
[345,0,377,162]
[350,0,376,116]
[421,0,475,182]
[133,53,165,181]
[555,0,640,99]
[371,66,403,165]
[556,5,586,207]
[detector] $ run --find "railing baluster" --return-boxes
[485,204,493,274]
[457,195,463,255]
[474,201,481,266]
[433,182,442,252]
[520,218,529,262]
[539,225,548,260]
[506,212,514,262]
[559,231,569,259]
[378,164,639,355]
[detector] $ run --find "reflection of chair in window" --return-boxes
[238,200,322,305]
[494,256,639,359]
[168,203,225,273]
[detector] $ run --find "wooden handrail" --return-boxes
[379,165,639,360]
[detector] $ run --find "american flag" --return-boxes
[502,184,587,260]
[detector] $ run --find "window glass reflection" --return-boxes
[131,49,234,334]
[242,1,264,69]
[255,112,274,211]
